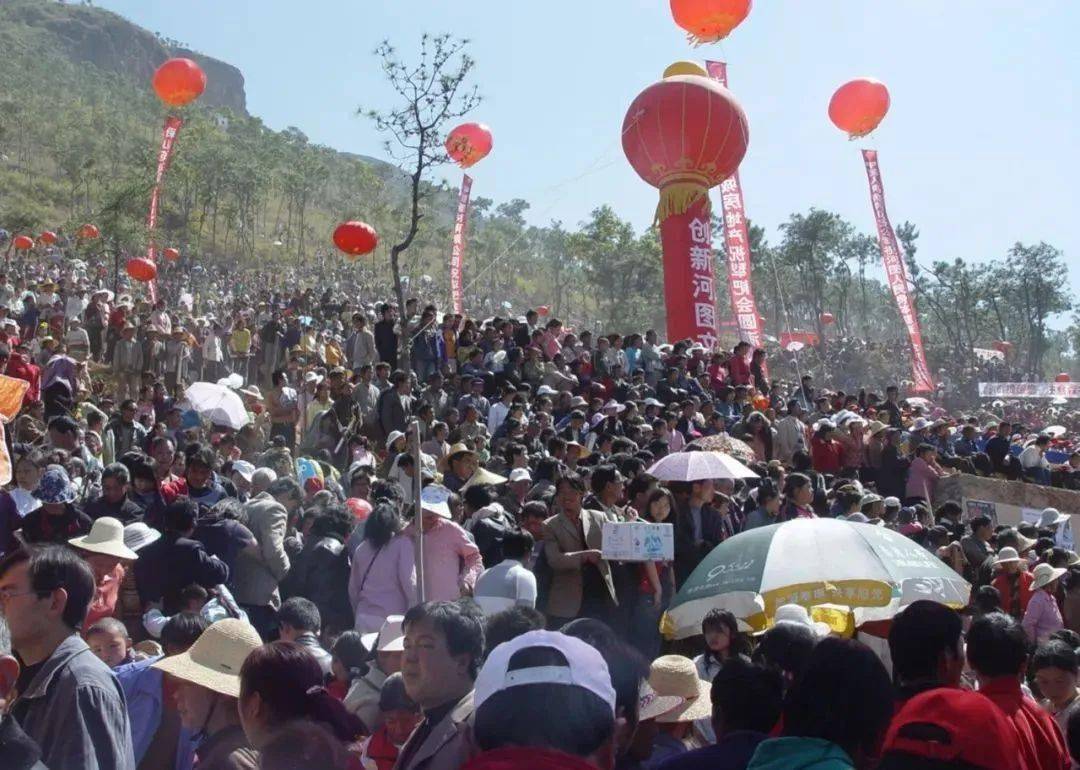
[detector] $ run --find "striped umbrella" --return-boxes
[661,518,970,639]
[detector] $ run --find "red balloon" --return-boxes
[1056,373,1071,383]
[820,312,835,326]
[163,247,181,261]
[670,0,752,44]
[829,78,891,138]
[445,123,493,169]
[39,231,57,245]
[12,235,34,251]
[78,223,100,239]
[623,73,749,220]
[992,340,1014,354]
[536,306,551,317]
[126,257,158,283]
[333,221,379,256]
[152,58,207,108]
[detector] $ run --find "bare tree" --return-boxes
[362,34,480,366]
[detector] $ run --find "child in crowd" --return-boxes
[358,673,422,770]
[86,617,145,668]
[329,630,369,702]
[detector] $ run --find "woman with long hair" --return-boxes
[691,608,752,743]
[239,641,366,749]
[347,502,417,634]
[780,473,817,521]
[628,488,678,659]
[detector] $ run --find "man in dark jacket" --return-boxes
[373,303,398,367]
[134,499,229,614]
[0,616,48,770]
[279,504,353,634]
[463,485,515,568]
[84,463,144,524]
[671,479,726,586]
[657,659,781,770]
[378,370,415,439]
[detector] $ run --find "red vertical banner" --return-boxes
[705,61,765,354]
[862,150,934,393]
[146,115,183,300]
[659,195,719,348]
[450,173,472,315]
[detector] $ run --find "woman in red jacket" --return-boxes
[991,547,1035,620]
[810,421,843,475]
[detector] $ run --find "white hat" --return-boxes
[643,398,664,408]
[1032,562,1068,591]
[239,385,263,400]
[303,371,324,385]
[508,468,532,484]
[385,430,406,450]
[603,399,626,414]
[231,460,256,483]
[993,547,1022,566]
[772,603,831,638]
[911,417,932,431]
[536,385,558,396]
[420,484,452,518]
[69,517,138,560]
[883,497,901,508]
[1039,508,1069,528]
[361,615,405,653]
[475,630,616,714]
[153,619,262,698]
[123,522,161,553]
[569,396,588,408]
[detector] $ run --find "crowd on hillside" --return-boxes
[0,249,1079,770]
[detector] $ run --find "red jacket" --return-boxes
[362,725,400,770]
[993,569,1035,618]
[979,676,1070,770]
[811,436,843,474]
[6,353,40,403]
[727,354,751,386]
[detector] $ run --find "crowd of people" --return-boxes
[0,250,1078,770]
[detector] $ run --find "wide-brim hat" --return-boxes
[1039,508,1070,527]
[868,420,889,437]
[566,441,592,459]
[153,618,263,698]
[239,385,263,400]
[1032,563,1068,591]
[123,522,162,552]
[637,680,684,722]
[69,516,139,560]
[992,547,1022,566]
[446,443,476,461]
[461,467,508,492]
[361,615,405,653]
[420,484,453,519]
[33,465,77,504]
[648,655,713,722]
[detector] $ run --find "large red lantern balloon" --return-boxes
[333,222,379,257]
[77,223,100,240]
[536,306,550,317]
[623,69,749,221]
[992,340,1013,354]
[12,235,33,251]
[670,0,752,45]
[820,312,835,326]
[1056,373,1071,384]
[829,78,891,139]
[152,58,207,108]
[623,65,748,345]
[126,257,158,283]
[445,123,493,169]
[39,231,57,245]
[163,247,181,261]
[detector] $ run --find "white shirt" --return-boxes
[1019,445,1050,470]
[487,401,512,435]
[474,558,537,608]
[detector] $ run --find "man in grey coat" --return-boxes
[345,313,377,371]
[234,478,300,639]
[1,544,134,770]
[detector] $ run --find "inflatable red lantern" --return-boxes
[445,123,493,169]
[126,257,158,283]
[992,340,1014,354]
[78,223,100,239]
[12,235,33,251]
[829,78,891,139]
[820,312,835,326]
[536,306,550,317]
[152,58,207,108]
[669,0,752,45]
[1056,373,1071,383]
[163,247,181,261]
[623,65,748,345]
[39,231,57,245]
[333,221,379,257]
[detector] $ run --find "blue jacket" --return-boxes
[658,731,768,770]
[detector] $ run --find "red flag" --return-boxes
[146,115,184,301]
[450,174,472,315]
[862,150,934,393]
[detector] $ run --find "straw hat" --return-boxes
[69,517,138,561]
[153,619,262,698]
[446,443,476,461]
[868,420,889,437]
[647,655,713,723]
[1031,563,1068,591]
[637,680,684,722]
[460,467,508,492]
[992,547,1022,567]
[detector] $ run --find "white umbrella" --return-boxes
[904,396,932,408]
[183,382,250,430]
[646,451,758,482]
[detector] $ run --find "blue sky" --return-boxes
[98,0,1078,297]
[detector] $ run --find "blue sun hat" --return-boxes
[33,465,77,504]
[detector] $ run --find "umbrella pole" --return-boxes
[411,418,425,604]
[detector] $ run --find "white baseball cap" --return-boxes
[231,460,256,483]
[475,630,616,714]
[508,468,532,484]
